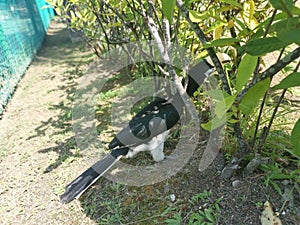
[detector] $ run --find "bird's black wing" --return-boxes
[133,97,167,119]
[109,94,183,150]
[109,60,214,150]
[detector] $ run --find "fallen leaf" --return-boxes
[260,201,282,225]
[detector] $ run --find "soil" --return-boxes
[0,21,299,225]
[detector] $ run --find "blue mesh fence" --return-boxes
[0,0,54,115]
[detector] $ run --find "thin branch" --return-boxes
[177,0,251,158]
[253,10,278,78]
[148,0,164,40]
[125,1,146,41]
[163,18,171,49]
[251,10,283,147]
[162,18,178,94]
[128,0,143,17]
[237,47,300,103]
[257,60,300,149]
[251,47,285,149]
[263,10,278,38]
[90,0,110,51]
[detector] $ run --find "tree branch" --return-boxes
[257,60,300,149]
[146,15,200,123]
[251,47,285,149]
[237,47,300,103]
[90,0,110,51]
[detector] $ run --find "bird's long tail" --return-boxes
[60,154,122,204]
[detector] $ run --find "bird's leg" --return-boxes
[150,142,165,162]
[149,131,169,162]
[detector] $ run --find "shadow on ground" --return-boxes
[31,22,94,172]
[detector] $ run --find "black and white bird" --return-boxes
[60,60,213,204]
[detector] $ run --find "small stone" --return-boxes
[170,194,176,202]
[232,180,241,188]
[282,180,289,186]
[163,184,169,194]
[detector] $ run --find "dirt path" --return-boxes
[0,21,96,225]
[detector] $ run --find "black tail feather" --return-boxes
[60,154,121,204]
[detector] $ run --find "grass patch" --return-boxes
[81,180,223,225]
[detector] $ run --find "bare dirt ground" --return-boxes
[0,21,96,224]
[0,21,299,225]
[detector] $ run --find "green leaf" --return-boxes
[234,18,250,37]
[227,118,239,123]
[291,118,300,158]
[269,0,293,16]
[162,0,176,24]
[236,54,258,92]
[202,38,239,48]
[240,78,270,115]
[206,21,227,33]
[55,6,61,16]
[272,72,300,90]
[215,95,236,118]
[241,0,258,29]
[41,5,53,9]
[206,90,235,119]
[204,208,215,222]
[75,10,83,20]
[201,116,226,131]
[270,181,283,195]
[269,173,294,180]
[165,213,182,225]
[108,22,122,28]
[255,12,288,36]
[292,5,300,15]
[206,89,224,100]
[189,10,209,23]
[218,0,243,9]
[275,17,300,44]
[243,37,288,56]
